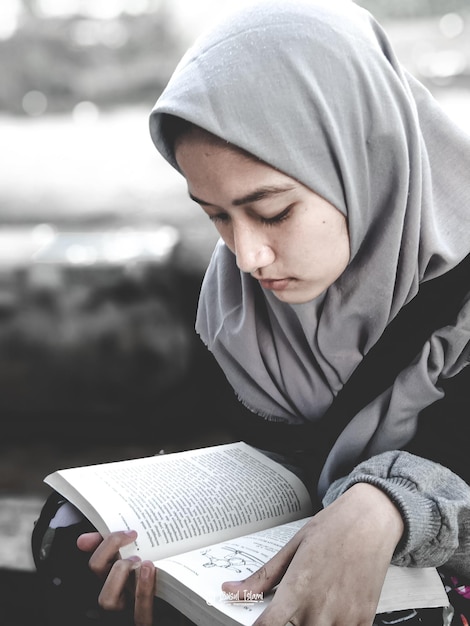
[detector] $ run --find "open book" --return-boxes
[44,442,448,625]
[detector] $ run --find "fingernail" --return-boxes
[140,564,151,580]
[124,530,137,537]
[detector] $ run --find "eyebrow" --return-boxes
[189,184,297,208]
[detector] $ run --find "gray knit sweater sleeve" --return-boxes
[322,450,470,579]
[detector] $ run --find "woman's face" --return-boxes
[175,129,350,304]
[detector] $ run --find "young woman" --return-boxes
[33,1,470,624]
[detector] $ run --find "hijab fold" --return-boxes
[150,0,470,495]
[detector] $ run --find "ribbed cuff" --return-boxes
[322,454,445,566]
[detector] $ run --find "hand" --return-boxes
[222,483,404,626]
[77,530,156,626]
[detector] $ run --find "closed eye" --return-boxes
[260,205,293,226]
[208,213,229,224]
[206,205,294,226]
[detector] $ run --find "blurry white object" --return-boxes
[0,225,179,267]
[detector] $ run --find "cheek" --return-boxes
[331,216,350,265]
[214,223,235,253]
[293,215,350,269]
[331,231,350,279]
[322,222,350,281]
[319,211,349,250]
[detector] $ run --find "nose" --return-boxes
[233,222,275,273]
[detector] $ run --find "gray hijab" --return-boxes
[150,0,470,495]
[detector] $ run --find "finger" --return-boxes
[134,561,156,626]
[222,533,302,596]
[89,530,138,578]
[249,553,319,626]
[98,557,140,612]
[250,580,305,626]
[77,532,103,553]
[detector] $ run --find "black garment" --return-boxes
[32,492,132,626]
[32,491,192,626]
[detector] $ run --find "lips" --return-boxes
[258,278,292,291]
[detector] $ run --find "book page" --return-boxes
[155,518,310,625]
[45,442,313,561]
[378,566,448,613]
[154,518,448,625]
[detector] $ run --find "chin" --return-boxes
[272,287,323,304]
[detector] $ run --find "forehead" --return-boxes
[175,125,257,163]
[174,129,308,212]
[176,130,298,190]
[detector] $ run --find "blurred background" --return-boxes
[1,0,469,623]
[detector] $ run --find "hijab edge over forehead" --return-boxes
[150,0,388,218]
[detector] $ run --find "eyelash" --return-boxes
[262,206,293,226]
[209,206,293,227]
